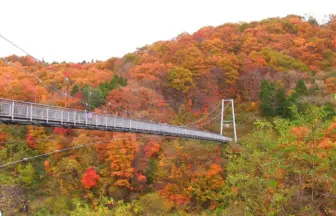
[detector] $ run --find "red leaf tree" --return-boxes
[26,132,36,149]
[81,167,100,189]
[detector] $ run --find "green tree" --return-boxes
[322,102,336,121]
[97,75,128,99]
[292,80,308,114]
[70,198,112,216]
[71,84,79,96]
[294,80,308,96]
[82,86,105,110]
[281,96,297,119]
[44,196,74,215]
[113,200,142,216]
[259,80,276,117]
[307,16,319,25]
[275,87,287,117]
[18,163,36,186]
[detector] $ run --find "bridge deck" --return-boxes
[0,98,231,143]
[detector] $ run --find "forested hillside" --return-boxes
[0,15,335,215]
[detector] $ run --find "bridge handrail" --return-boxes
[0,98,198,129]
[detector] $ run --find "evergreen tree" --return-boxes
[259,80,276,117]
[109,75,118,89]
[282,95,298,119]
[82,86,104,110]
[295,80,308,96]
[275,87,287,117]
[71,84,79,96]
[120,76,127,86]
[294,80,308,113]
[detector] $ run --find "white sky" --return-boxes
[0,0,335,62]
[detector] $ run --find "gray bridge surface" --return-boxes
[0,98,231,143]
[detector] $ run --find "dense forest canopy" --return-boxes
[0,15,335,215]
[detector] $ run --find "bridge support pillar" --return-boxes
[220,99,224,135]
[231,99,237,143]
[220,99,237,143]
[11,101,14,120]
[46,107,49,123]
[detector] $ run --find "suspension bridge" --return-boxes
[0,98,233,143]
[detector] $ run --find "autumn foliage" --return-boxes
[81,167,100,189]
[26,131,36,149]
[53,127,71,135]
[0,15,335,215]
[291,126,310,141]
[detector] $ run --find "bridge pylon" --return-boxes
[220,99,237,143]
